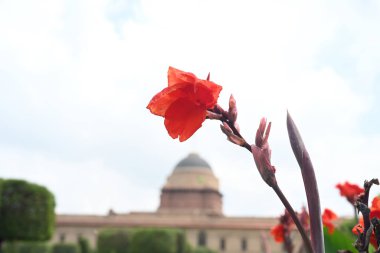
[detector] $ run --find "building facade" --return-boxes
[52,153,290,253]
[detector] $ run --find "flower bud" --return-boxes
[220,123,246,146]
[228,94,238,124]
[206,110,223,120]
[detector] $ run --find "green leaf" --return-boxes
[324,227,356,253]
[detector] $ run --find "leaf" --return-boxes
[324,227,356,253]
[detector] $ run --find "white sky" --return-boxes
[1,0,380,218]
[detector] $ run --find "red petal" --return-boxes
[164,98,206,142]
[194,80,222,107]
[323,208,337,221]
[168,66,197,87]
[324,221,335,234]
[147,83,192,116]
[372,196,380,210]
[336,182,364,198]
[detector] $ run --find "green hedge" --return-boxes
[0,179,55,241]
[3,242,49,253]
[97,228,189,253]
[78,236,91,253]
[51,244,79,253]
[191,247,217,253]
[129,228,182,253]
[97,229,129,253]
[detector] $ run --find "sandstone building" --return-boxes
[52,153,284,253]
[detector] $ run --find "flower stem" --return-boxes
[272,184,313,253]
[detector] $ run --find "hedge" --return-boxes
[0,179,55,242]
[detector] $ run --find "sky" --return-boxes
[0,0,380,218]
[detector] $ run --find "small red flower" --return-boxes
[271,210,294,244]
[147,67,222,142]
[271,224,285,242]
[322,208,338,234]
[353,196,380,248]
[336,182,364,204]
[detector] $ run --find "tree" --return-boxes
[0,179,55,251]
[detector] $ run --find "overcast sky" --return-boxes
[1,0,380,218]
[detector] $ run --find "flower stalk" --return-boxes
[287,111,324,253]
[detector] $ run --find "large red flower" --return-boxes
[336,182,364,204]
[352,196,380,248]
[147,67,222,142]
[322,208,338,234]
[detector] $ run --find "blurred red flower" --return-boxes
[147,67,222,142]
[336,182,364,204]
[352,196,380,248]
[322,208,338,234]
[271,224,285,242]
[270,210,294,244]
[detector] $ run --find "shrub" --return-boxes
[0,179,55,242]
[78,236,91,253]
[97,229,129,253]
[129,228,179,253]
[51,244,79,253]
[3,242,50,253]
[191,247,217,253]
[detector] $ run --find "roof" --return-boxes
[56,213,278,230]
[174,153,211,170]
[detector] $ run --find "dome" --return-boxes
[158,153,223,215]
[162,153,219,191]
[174,153,212,170]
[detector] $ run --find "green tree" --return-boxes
[0,179,55,251]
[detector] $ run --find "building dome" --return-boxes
[158,153,223,215]
[174,153,212,170]
[163,153,219,191]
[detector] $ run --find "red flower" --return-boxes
[271,210,294,244]
[336,182,364,204]
[147,67,222,142]
[322,208,338,234]
[352,196,380,248]
[271,224,285,242]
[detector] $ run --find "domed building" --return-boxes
[158,153,223,215]
[52,153,286,253]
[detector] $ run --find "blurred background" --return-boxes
[0,0,380,219]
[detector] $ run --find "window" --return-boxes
[220,237,226,251]
[198,230,207,246]
[241,238,247,251]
